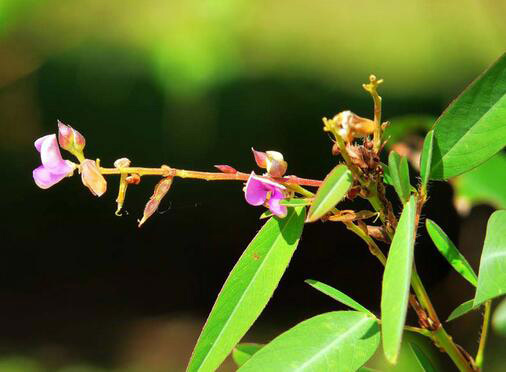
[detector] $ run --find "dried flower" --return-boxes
[80,159,107,197]
[324,111,375,143]
[33,134,75,189]
[244,172,287,217]
[138,177,174,227]
[114,158,131,215]
[251,148,288,177]
[265,151,287,177]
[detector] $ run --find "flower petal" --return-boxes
[32,165,67,189]
[34,134,53,153]
[40,134,69,171]
[268,188,287,217]
[244,172,268,206]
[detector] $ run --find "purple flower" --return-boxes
[33,134,74,189]
[244,172,287,217]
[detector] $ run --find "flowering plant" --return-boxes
[33,54,506,371]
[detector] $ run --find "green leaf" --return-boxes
[492,297,506,336]
[409,342,436,372]
[388,151,411,204]
[474,210,506,306]
[305,279,375,317]
[453,152,506,210]
[280,198,312,207]
[419,130,434,193]
[446,300,476,322]
[381,195,417,364]
[187,207,306,372]
[425,219,478,286]
[306,164,353,222]
[381,162,394,186]
[430,53,506,180]
[232,343,264,367]
[409,343,436,372]
[239,311,380,372]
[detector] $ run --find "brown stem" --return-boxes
[99,166,323,188]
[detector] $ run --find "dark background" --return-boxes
[1,1,505,371]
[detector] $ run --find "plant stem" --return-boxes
[99,166,323,188]
[404,325,432,338]
[363,75,383,153]
[476,300,492,369]
[410,268,440,327]
[344,221,386,266]
[433,327,475,372]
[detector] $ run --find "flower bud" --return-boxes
[80,159,107,197]
[251,148,267,168]
[215,164,237,174]
[138,177,174,227]
[57,121,73,150]
[126,174,141,184]
[58,120,86,160]
[265,151,287,177]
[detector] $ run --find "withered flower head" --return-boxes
[80,159,107,197]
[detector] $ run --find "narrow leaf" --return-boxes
[409,343,436,372]
[453,152,506,211]
[425,219,478,286]
[381,162,394,186]
[492,297,506,336]
[239,311,380,372]
[388,151,411,204]
[430,53,506,180]
[232,343,263,367]
[306,164,353,222]
[187,207,306,372]
[381,195,416,364]
[446,300,476,322]
[419,130,434,193]
[305,279,375,317]
[474,210,506,306]
[280,198,312,207]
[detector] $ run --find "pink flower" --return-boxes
[33,134,74,189]
[244,172,287,217]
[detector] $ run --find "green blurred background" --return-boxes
[1,0,505,371]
